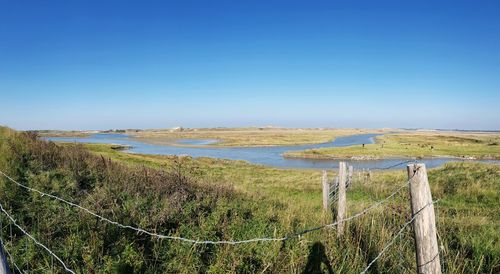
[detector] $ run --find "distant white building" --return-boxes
[169,127,183,132]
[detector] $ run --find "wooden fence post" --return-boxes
[337,162,347,236]
[322,170,329,210]
[407,164,441,274]
[0,241,11,274]
[348,165,353,187]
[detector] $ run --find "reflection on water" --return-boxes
[44,133,498,169]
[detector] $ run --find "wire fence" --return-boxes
[0,162,431,273]
[0,169,414,244]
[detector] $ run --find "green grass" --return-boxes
[284,133,500,160]
[0,127,498,273]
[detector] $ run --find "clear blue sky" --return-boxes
[1,0,499,130]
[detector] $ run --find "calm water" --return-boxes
[45,134,498,170]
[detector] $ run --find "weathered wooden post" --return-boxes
[330,176,339,202]
[407,164,441,274]
[337,162,347,236]
[0,241,11,274]
[348,165,354,187]
[322,170,329,210]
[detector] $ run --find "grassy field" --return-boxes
[0,127,498,273]
[284,132,500,160]
[122,127,388,147]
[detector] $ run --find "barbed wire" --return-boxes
[360,199,439,274]
[0,202,75,274]
[0,168,417,245]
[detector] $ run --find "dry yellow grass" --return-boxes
[128,127,391,147]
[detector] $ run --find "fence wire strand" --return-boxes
[0,202,75,274]
[418,251,440,268]
[370,160,416,170]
